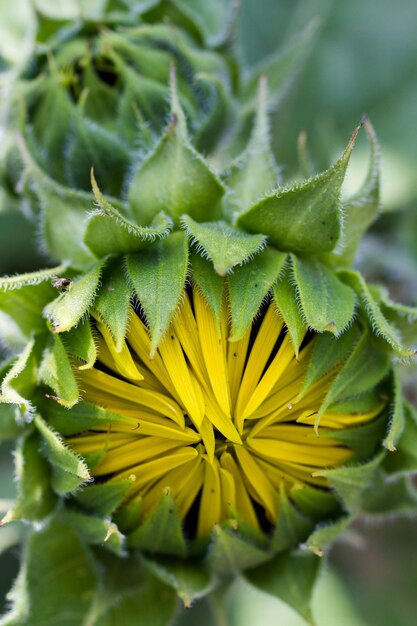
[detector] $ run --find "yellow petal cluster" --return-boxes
[69,290,382,537]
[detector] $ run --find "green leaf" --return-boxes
[30,78,75,184]
[61,510,125,556]
[240,20,319,114]
[306,516,353,556]
[236,127,359,254]
[128,489,187,557]
[384,404,417,474]
[0,403,25,441]
[38,334,79,408]
[44,261,104,333]
[65,112,131,197]
[336,118,380,266]
[0,281,55,341]
[290,485,339,522]
[172,0,236,46]
[298,324,361,398]
[86,551,178,626]
[34,414,90,493]
[228,247,287,341]
[377,288,417,347]
[128,104,225,226]
[1,518,98,626]
[190,252,224,327]
[126,231,188,355]
[74,478,136,517]
[383,368,405,452]
[43,400,136,436]
[8,432,56,522]
[314,454,383,512]
[83,173,172,257]
[291,255,356,334]
[93,260,132,352]
[142,555,215,607]
[245,550,322,625]
[272,266,305,355]
[0,340,36,416]
[206,525,271,574]
[182,215,266,276]
[272,485,314,553]
[63,318,97,370]
[22,146,96,268]
[223,77,278,219]
[361,471,417,515]
[320,416,386,459]
[319,331,391,417]
[0,264,68,292]
[339,270,416,358]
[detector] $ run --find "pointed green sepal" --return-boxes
[245,549,322,625]
[240,20,319,114]
[126,231,189,355]
[206,524,271,574]
[93,260,133,352]
[61,509,126,556]
[1,518,99,626]
[142,555,215,607]
[83,172,173,257]
[228,246,287,341]
[190,252,224,327]
[34,414,90,493]
[0,340,36,417]
[128,78,225,225]
[38,334,79,408]
[74,478,136,517]
[44,261,104,333]
[384,403,417,474]
[7,432,56,522]
[237,126,359,253]
[361,471,417,515]
[272,485,315,553]
[298,324,360,399]
[383,367,405,451]
[339,270,417,358]
[0,281,54,342]
[43,400,137,436]
[306,516,353,556]
[336,117,380,266]
[21,143,96,268]
[318,330,391,421]
[291,255,356,334]
[66,108,131,197]
[63,317,97,370]
[223,77,278,218]
[272,266,305,355]
[0,264,68,292]
[182,215,266,276]
[128,489,187,557]
[314,454,383,512]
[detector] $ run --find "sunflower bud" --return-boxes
[1,3,416,624]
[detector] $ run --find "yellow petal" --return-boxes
[158,331,205,426]
[81,368,185,427]
[227,327,251,410]
[197,457,222,537]
[193,289,231,417]
[96,320,144,381]
[235,305,283,433]
[242,333,295,420]
[220,452,260,530]
[93,436,187,475]
[233,444,277,521]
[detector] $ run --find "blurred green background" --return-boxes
[0,0,416,623]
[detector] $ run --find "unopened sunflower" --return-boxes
[0,3,416,624]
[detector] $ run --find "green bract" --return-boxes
[0,3,416,625]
